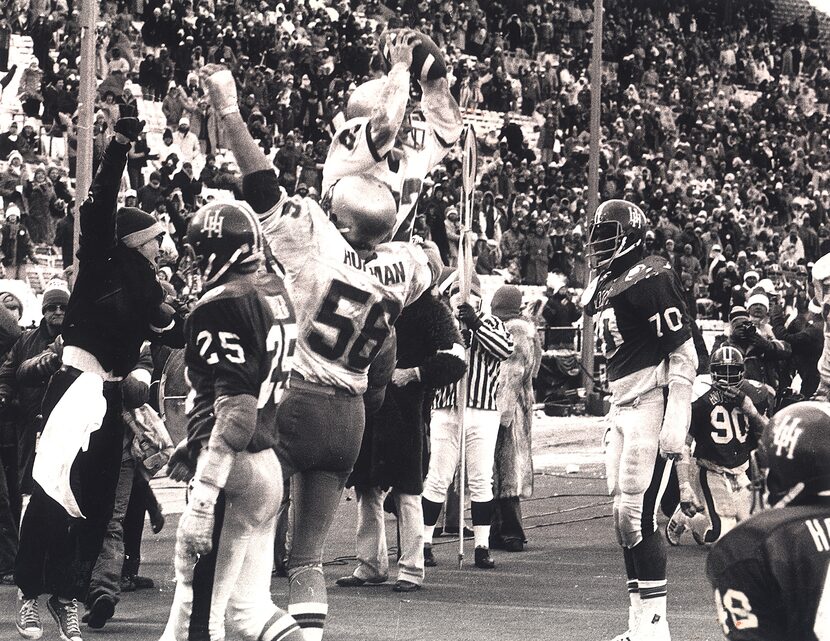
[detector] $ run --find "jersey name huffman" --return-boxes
[343,249,406,286]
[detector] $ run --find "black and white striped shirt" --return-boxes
[433,313,514,411]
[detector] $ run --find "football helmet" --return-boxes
[758,401,830,506]
[183,200,263,289]
[710,345,745,389]
[587,200,648,273]
[328,174,397,252]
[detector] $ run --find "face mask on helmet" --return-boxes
[397,106,426,150]
[587,220,625,271]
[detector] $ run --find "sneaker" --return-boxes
[16,596,42,639]
[665,506,687,546]
[46,595,82,641]
[423,544,437,567]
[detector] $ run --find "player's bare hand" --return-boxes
[391,367,419,387]
[387,30,420,69]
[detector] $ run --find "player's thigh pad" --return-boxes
[615,389,664,496]
[223,449,283,527]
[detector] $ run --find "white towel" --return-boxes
[32,371,107,518]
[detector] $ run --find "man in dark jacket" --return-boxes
[13,118,184,641]
[770,300,822,398]
[338,278,466,592]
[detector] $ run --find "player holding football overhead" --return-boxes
[583,200,698,641]
[707,401,830,641]
[199,64,441,641]
[666,346,771,547]
[160,203,303,641]
[323,28,463,240]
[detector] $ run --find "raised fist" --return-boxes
[114,117,145,142]
[199,64,240,115]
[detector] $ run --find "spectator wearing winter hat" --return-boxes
[1,205,38,275]
[172,116,200,164]
[14,118,185,641]
[0,282,68,528]
[490,285,541,552]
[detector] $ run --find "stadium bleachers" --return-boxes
[772,0,830,44]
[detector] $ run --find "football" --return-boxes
[379,29,447,83]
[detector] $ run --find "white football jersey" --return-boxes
[260,196,432,394]
[322,115,454,239]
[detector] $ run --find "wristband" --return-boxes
[219,105,240,118]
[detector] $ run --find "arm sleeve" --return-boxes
[78,138,130,256]
[474,313,515,361]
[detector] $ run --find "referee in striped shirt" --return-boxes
[422,269,514,569]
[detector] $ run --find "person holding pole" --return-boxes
[421,268,514,569]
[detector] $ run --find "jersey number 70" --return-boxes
[307,279,402,372]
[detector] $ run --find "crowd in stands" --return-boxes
[0,0,825,317]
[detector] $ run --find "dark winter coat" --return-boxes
[348,293,466,495]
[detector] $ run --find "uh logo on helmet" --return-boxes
[587,199,648,273]
[183,200,264,291]
[756,401,830,507]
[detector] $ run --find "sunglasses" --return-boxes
[44,304,66,312]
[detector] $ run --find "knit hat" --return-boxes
[42,283,70,311]
[729,306,749,325]
[490,285,523,321]
[746,293,769,312]
[116,207,165,248]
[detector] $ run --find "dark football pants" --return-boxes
[15,367,124,601]
[275,379,365,638]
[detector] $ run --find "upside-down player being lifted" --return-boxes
[666,346,771,547]
[583,200,698,641]
[159,202,302,641]
[323,28,463,240]
[199,63,442,640]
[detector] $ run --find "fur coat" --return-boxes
[493,316,542,500]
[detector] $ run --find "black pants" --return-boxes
[122,472,158,578]
[0,443,18,573]
[15,368,124,600]
[491,497,525,544]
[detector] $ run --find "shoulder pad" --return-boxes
[191,281,250,311]
[594,256,673,310]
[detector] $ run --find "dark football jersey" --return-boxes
[184,271,296,455]
[706,498,830,641]
[690,380,769,470]
[591,255,692,381]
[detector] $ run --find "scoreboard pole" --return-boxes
[581,0,604,395]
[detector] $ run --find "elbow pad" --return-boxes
[212,394,258,453]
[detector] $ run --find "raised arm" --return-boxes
[77,118,145,256]
[420,76,464,149]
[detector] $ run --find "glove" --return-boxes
[456,302,482,330]
[200,64,240,116]
[167,440,197,483]
[179,480,219,556]
[121,375,150,409]
[679,481,704,518]
[34,351,60,379]
[719,385,746,407]
[750,332,770,352]
[114,117,145,142]
[391,367,420,387]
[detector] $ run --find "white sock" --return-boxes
[424,524,435,546]
[627,581,641,630]
[638,580,667,626]
[473,525,490,549]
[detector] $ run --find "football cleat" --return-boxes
[759,401,830,506]
[632,614,671,641]
[665,506,687,546]
[183,200,264,289]
[587,200,648,274]
[710,346,744,390]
